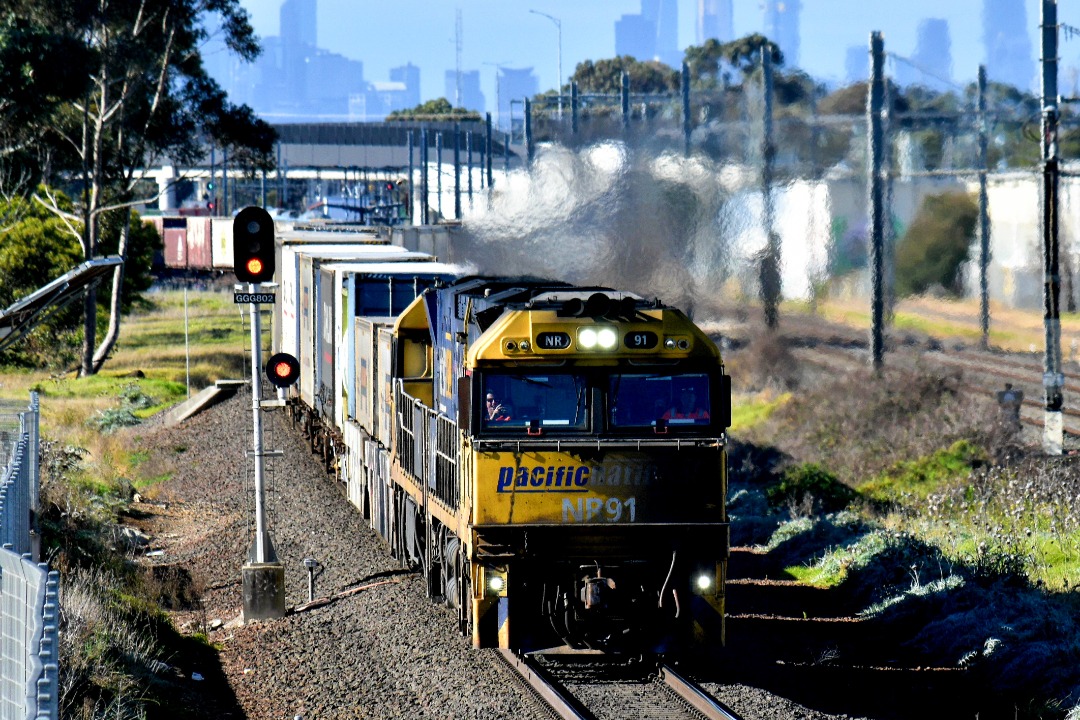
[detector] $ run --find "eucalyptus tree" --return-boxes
[1,0,275,375]
[0,16,91,196]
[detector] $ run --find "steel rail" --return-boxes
[660,664,744,720]
[497,649,593,720]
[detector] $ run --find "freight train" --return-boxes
[260,208,731,654]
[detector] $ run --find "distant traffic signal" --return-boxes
[265,352,300,388]
[233,206,275,283]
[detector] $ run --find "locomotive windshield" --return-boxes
[482,374,588,431]
[609,372,712,427]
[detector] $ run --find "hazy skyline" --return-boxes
[230,0,1080,112]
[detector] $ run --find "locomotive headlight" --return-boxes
[579,326,617,350]
[489,575,505,592]
[664,338,677,349]
[695,574,712,591]
[597,327,618,349]
[579,328,598,348]
[519,340,530,351]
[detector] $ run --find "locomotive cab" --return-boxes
[449,287,730,653]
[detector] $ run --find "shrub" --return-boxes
[766,462,857,515]
[895,191,977,298]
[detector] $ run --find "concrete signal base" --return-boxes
[242,562,286,621]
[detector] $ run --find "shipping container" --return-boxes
[210,217,234,270]
[284,243,432,383]
[186,217,212,270]
[353,316,387,441]
[376,325,394,449]
[332,260,463,431]
[162,217,188,269]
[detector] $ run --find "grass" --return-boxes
[0,288,249,720]
[730,390,790,432]
[724,294,1080,717]
[787,294,1080,354]
[0,288,250,456]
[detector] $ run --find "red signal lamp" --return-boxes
[246,258,264,276]
[264,352,300,388]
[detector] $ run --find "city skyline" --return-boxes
[223,0,1080,122]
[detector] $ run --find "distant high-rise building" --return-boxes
[642,0,679,67]
[498,68,538,131]
[763,0,800,68]
[280,0,316,48]
[900,18,952,91]
[845,45,867,85]
[983,0,1035,91]
[445,70,485,113]
[280,0,317,108]
[390,63,421,109]
[615,13,655,61]
[616,1,679,67]
[307,51,364,117]
[697,0,734,45]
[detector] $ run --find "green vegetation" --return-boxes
[0,0,273,377]
[387,97,482,121]
[859,439,987,504]
[570,56,679,94]
[731,332,1080,716]
[730,391,789,432]
[895,192,978,298]
[1,288,244,720]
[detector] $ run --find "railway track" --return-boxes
[703,547,977,719]
[496,650,742,720]
[787,339,1080,440]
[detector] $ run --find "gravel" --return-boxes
[127,387,875,720]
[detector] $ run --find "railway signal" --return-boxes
[233,206,275,283]
[265,352,300,388]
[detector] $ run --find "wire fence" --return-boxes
[0,393,58,720]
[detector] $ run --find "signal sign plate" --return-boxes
[234,292,276,304]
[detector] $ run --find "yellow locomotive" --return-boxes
[365,277,731,653]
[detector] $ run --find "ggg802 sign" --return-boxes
[233,292,276,304]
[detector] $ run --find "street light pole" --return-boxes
[530,9,563,119]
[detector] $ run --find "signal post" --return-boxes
[233,206,300,621]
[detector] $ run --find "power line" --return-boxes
[886,52,969,94]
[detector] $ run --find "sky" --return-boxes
[235,0,1080,107]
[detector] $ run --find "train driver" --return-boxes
[663,385,710,421]
[485,392,512,421]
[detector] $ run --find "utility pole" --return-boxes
[453,123,461,219]
[621,71,630,132]
[977,65,991,351]
[867,32,886,371]
[682,62,692,157]
[1040,0,1064,454]
[760,47,780,330]
[420,127,429,225]
[485,112,493,188]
